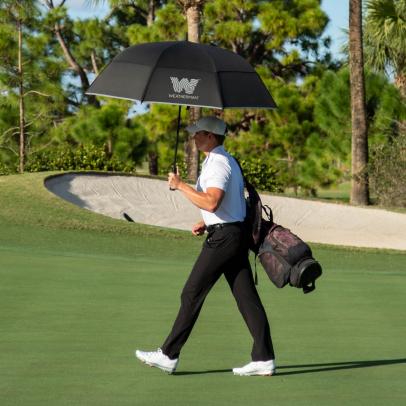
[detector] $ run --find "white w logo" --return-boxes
[170,77,200,94]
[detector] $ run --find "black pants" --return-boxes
[161,222,275,361]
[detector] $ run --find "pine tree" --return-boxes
[42,1,101,107]
[0,0,66,173]
[51,100,148,166]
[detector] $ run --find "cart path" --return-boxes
[45,173,406,251]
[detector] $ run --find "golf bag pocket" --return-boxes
[258,247,290,288]
[258,223,322,294]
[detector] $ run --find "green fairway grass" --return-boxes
[1,173,405,406]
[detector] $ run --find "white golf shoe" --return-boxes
[233,360,276,376]
[135,348,178,374]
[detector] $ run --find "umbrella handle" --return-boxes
[169,165,178,191]
[170,105,182,191]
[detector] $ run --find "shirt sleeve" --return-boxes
[204,157,231,191]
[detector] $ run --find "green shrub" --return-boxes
[369,130,406,208]
[0,161,13,176]
[25,144,136,173]
[237,157,283,193]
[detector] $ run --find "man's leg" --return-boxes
[224,261,275,361]
[161,228,241,359]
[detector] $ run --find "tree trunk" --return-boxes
[185,3,203,182]
[185,106,201,180]
[147,0,156,26]
[349,0,369,205]
[17,19,25,174]
[148,150,158,175]
[146,0,158,175]
[91,51,99,75]
[106,136,113,158]
[395,73,406,138]
[395,72,406,100]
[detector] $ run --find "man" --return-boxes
[135,116,275,376]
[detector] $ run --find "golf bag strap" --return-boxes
[233,156,259,285]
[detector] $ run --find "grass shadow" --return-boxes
[175,358,406,376]
[276,358,406,376]
[174,369,230,376]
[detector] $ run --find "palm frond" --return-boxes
[364,0,406,75]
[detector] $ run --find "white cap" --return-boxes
[185,116,227,136]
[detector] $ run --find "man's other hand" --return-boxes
[192,221,206,236]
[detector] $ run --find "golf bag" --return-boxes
[255,205,322,294]
[238,161,322,294]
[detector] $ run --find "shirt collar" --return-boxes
[210,145,225,155]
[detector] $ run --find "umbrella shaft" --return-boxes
[172,105,182,174]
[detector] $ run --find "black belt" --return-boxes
[206,221,243,233]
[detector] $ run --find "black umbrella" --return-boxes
[86,41,276,170]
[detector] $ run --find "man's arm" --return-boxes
[168,172,224,213]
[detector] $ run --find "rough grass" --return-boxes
[0,172,188,239]
[0,172,405,406]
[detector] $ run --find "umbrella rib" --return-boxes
[202,45,225,109]
[139,45,171,103]
[139,67,157,104]
[214,72,225,109]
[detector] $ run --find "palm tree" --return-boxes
[349,0,370,205]
[364,0,406,98]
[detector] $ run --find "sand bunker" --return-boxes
[45,173,406,251]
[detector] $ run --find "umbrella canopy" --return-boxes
[87,41,276,109]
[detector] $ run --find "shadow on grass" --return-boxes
[276,358,406,376]
[175,358,406,376]
[174,369,230,376]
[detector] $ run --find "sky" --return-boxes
[64,0,349,58]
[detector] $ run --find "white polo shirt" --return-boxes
[196,146,246,226]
